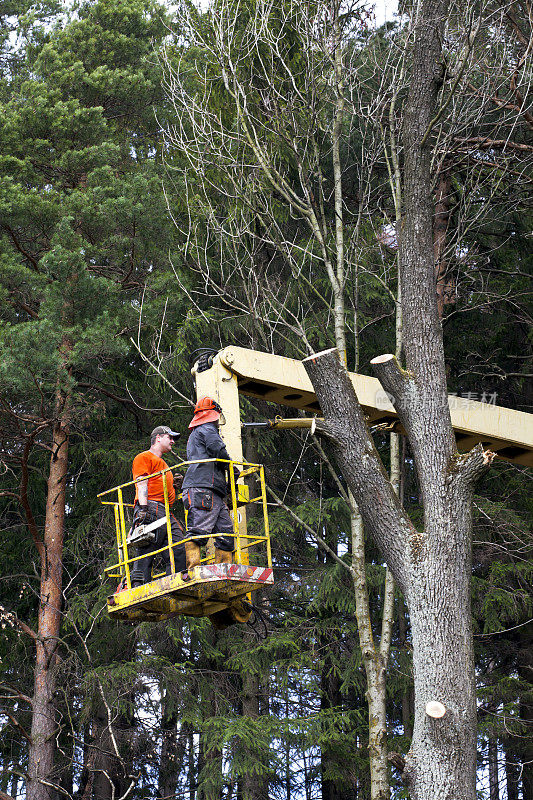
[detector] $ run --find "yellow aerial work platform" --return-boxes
[99,459,273,623]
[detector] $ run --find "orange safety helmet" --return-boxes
[189,396,223,428]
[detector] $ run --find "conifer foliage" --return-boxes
[0,1,531,800]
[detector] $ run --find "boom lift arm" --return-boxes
[195,346,533,467]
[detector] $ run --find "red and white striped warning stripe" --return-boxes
[200,564,273,583]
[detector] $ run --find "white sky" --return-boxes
[373,0,399,26]
[184,0,400,25]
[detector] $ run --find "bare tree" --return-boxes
[160,0,531,797]
[161,0,400,796]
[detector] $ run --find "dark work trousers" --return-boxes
[130,501,186,584]
[182,488,235,552]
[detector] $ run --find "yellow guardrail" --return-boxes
[98,459,271,590]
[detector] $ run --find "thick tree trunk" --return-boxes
[303,346,489,800]
[402,494,477,800]
[26,382,71,800]
[396,1,479,796]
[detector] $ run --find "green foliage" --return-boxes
[0,0,531,798]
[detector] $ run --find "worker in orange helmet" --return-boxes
[181,397,239,571]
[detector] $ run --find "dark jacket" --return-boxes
[182,421,231,496]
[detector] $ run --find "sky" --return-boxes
[187,0,400,25]
[373,0,399,27]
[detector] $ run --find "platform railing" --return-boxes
[98,459,271,590]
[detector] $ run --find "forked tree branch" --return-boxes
[303,348,412,591]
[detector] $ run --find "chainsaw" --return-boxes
[126,515,168,547]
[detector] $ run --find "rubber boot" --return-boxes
[184,541,201,570]
[215,548,233,565]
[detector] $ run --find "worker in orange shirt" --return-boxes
[130,425,186,586]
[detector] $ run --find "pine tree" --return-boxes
[0,1,177,796]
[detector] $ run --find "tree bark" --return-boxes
[303,343,490,800]
[241,665,268,800]
[91,700,130,800]
[504,743,520,800]
[488,737,499,800]
[395,1,479,795]
[158,693,178,800]
[198,649,224,800]
[159,711,189,800]
[350,512,391,800]
[26,372,71,800]
[434,161,454,320]
[518,652,533,800]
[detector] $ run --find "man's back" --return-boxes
[183,422,230,496]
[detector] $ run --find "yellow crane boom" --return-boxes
[207,346,532,467]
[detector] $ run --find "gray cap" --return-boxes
[151,425,180,438]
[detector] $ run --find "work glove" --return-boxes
[136,504,149,523]
[226,466,240,486]
[173,473,184,490]
[225,466,241,497]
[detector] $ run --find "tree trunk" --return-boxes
[198,648,223,800]
[91,702,128,800]
[304,344,488,800]
[518,653,533,800]
[77,724,97,800]
[188,724,195,800]
[1,764,9,794]
[504,743,520,800]
[10,775,19,799]
[158,696,179,800]
[434,161,454,319]
[26,377,71,800]
[397,1,479,796]
[488,737,499,800]
[285,688,291,800]
[241,666,267,800]
[350,512,391,800]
